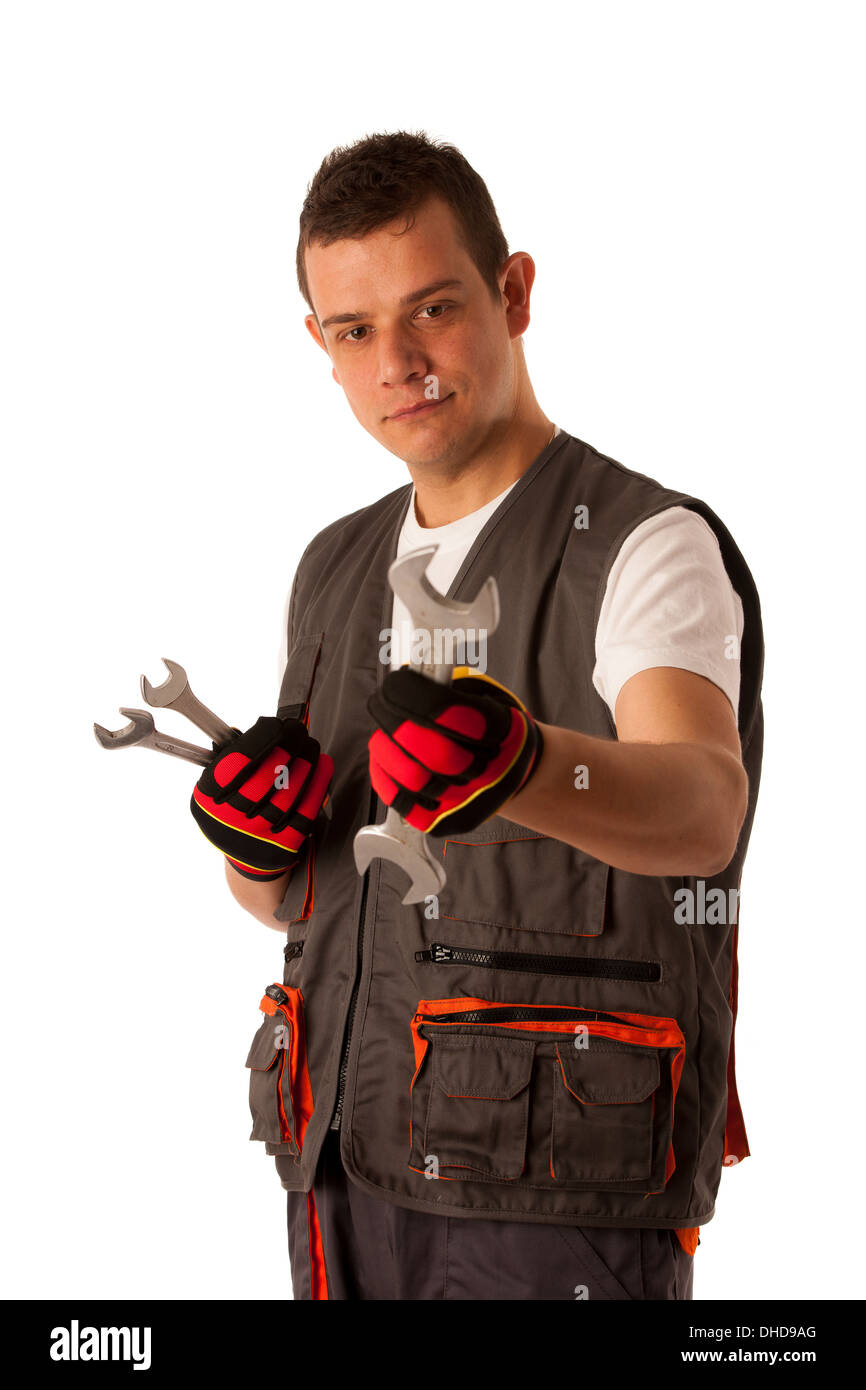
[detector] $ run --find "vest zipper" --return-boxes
[415,942,661,983]
[330,792,376,1131]
[330,873,367,1130]
[418,1003,630,1026]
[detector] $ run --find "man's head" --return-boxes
[297,131,541,474]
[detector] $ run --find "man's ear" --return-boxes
[499,251,536,340]
[305,313,326,351]
[305,313,340,384]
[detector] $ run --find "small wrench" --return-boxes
[353,544,500,906]
[93,708,213,765]
[140,658,234,746]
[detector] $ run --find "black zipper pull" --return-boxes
[415,943,452,963]
[265,984,290,1005]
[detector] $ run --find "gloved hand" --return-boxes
[366,665,544,836]
[190,716,333,880]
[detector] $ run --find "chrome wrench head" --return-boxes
[140,658,234,745]
[387,546,500,679]
[140,658,190,708]
[93,708,213,765]
[353,808,447,906]
[93,707,158,750]
[353,544,501,904]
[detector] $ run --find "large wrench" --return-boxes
[353,545,500,906]
[93,708,213,765]
[140,658,234,745]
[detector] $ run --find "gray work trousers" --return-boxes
[286,1130,696,1301]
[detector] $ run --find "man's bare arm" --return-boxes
[224,859,292,931]
[501,666,748,877]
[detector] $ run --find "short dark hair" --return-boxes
[296,130,510,317]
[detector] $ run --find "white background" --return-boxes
[1,0,863,1302]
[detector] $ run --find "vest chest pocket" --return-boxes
[273,630,326,927]
[436,817,610,938]
[277,630,325,724]
[245,984,314,1160]
[409,999,684,1194]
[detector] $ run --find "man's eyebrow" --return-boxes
[319,279,465,331]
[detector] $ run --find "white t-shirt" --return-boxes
[281,430,744,730]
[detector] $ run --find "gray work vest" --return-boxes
[247,429,763,1229]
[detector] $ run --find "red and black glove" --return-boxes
[190,716,333,880]
[366,665,544,836]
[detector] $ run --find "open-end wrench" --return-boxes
[93,708,213,766]
[353,544,500,906]
[140,658,234,746]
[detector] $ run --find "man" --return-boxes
[191,131,763,1301]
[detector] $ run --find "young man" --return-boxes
[191,131,763,1301]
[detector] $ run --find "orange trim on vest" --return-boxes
[722,905,750,1166]
[306,1191,329,1300]
[675,1226,700,1256]
[300,838,316,921]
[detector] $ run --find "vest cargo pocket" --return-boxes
[414,1035,535,1180]
[551,1042,659,1187]
[409,998,684,1194]
[245,984,313,1161]
[436,817,610,938]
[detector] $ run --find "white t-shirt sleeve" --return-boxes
[593,506,744,731]
[278,586,291,692]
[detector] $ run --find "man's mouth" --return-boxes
[389,392,453,421]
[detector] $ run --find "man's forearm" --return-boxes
[221,715,746,913]
[501,722,748,877]
[224,859,292,930]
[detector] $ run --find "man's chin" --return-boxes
[385,431,465,467]
[372,420,464,465]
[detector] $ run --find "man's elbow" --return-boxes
[695,753,749,877]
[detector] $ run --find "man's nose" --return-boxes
[375,325,431,387]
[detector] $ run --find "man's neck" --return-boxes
[411,415,556,528]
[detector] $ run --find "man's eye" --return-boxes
[339,305,449,343]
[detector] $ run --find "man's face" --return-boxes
[303,196,525,471]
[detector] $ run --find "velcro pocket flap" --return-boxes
[556,1042,659,1104]
[433,1035,535,1100]
[246,1014,290,1072]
